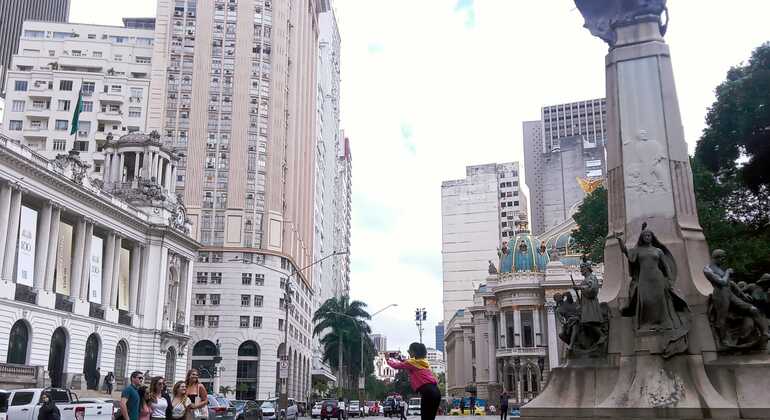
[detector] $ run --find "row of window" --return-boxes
[192,315,277,329]
[500,191,519,199]
[499,181,519,188]
[14,80,143,96]
[500,201,519,208]
[23,29,153,46]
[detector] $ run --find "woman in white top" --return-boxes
[148,376,171,420]
[170,381,192,420]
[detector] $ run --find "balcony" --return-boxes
[14,284,37,304]
[55,294,73,312]
[118,310,132,326]
[97,111,123,122]
[26,108,51,118]
[22,127,48,138]
[99,93,124,103]
[496,346,547,358]
[89,302,105,320]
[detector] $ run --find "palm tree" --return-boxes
[313,296,373,392]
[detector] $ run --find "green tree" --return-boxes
[436,372,446,397]
[571,186,608,262]
[387,370,413,398]
[219,385,233,396]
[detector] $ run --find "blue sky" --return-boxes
[71,0,770,352]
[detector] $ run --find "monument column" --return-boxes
[33,201,53,289]
[1,187,22,281]
[69,217,86,298]
[103,152,112,184]
[499,310,507,348]
[487,315,497,384]
[533,307,542,346]
[44,205,61,292]
[463,332,474,384]
[545,302,559,369]
[513,309,522,347]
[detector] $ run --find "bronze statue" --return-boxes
[574,0,668,46]
[488,260,499,275]
[704,249,768,351]
[615,223,690,358]
[554,292,580,349]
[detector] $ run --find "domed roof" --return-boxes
[500,212,549,273]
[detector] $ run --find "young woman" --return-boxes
[37,392,60,420]
[386,342,441,420]
[138,383,152,420]
[170,381,192,420]
[185,369,209,419]
[147,376,172,420]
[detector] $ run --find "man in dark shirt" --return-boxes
[499,392,509,420]
[120,371,144,420]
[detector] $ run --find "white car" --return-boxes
[347,400,360,417]
[311,402,322,418]
[407,398,421,417]
[4,388,113,420]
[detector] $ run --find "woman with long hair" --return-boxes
[37,392,60,420]
[615,223,690,357]
[386,342,441,420]
[147,376,171,420]
[185,369,208,419]
[170,381,192,420]
[138,382,151,420]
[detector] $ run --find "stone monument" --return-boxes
[522,1,770,418]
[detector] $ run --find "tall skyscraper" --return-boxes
[2,21,154,165]
[523,98,607,235]
[0,0,70,96]
[146,0,331,401]
[435,322,445,352]
[441,162,526,325]
[371,333,387,353]
[334,134,352,293]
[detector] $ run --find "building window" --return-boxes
[279,298,285,309]
[255,274,264,286]
[209,294,220,305]
[111,85,122,93]
[114,54,123,61]
[14,81,28,91]
[208,315,219,328]
[135,56,151,64]
[52,139,66,151]
[241,295,251,306]
[280,278,287,290]
[59,80,73,91]
[195,294,206,305]
[55,120,68,131]
[253,316,262,328]
[129,107,142,118]
[8,120,23,131]
[82,101,93,112]
[242,273,252,285]
[57,100,71,111]
[92,51,102,57]
[73,141,88,152]
[254,295,263,307]
[211,272,222,284]
[196,272,208,284]
[278,319,285,331]
[193,315,205,327]
[130,87,143,99]
[11,100,25,112]
[240,316,249,328]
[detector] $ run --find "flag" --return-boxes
[69,89,83,136]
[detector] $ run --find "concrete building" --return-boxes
[371,334,387,353]
[523,99,607,235]
[145,0,333,402]
[441,163,526,326]
[0,0,70,97]
[444,216,600,404]
[426,347,445,374]
[435,322,445,352]
[333,135,352,294]
[0,130,198,390]
[373,352,396,382]
[2,21,154,169]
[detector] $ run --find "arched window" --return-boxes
[48,327,68,387]
[115,340,129,386]
[84,334,101,390]
[191,340,217,391]
[7,320,30,364]
[165,347,177,382]
[236,341,259,400]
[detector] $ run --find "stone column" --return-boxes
[150,153,158,181]
[44,205,61,292]
[463,332,473,385]
[110,235,122,308]
[1,187,22,281]
[533,307,542,346]
[33,201,53,289]
[142,150,151,179]
[474,319,488,384]
[129,245,141,314]
[176,258,189,321]
[156,158,164,183]
[69,218,86,298]
[103,153,112,184]
[102,233,115,306]
[545,303,559,370]
[132,152,141,186]
[79,221,93,300]
[513,309,522,347]
[0,183,12,273]
[170,165,177,191]
[118,153,126,182]
[500,310,508,348]
[487,316,497,384]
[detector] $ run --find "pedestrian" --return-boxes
[499,392,509,420]
[386,343,441,420]
[38,391,60,420]
[185,369,209,420]
[106,372,115,395]
[459,399,465,416]
[147,376,172,420]
[170,381,192,420]
[121,371,145,420]
[336,398,345,420]
[398,398,406,420]
[469,397,475,415]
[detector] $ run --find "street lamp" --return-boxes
[230,249,348,417]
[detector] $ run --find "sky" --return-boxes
[69,0,770,352]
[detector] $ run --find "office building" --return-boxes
[145,0,332,401]
[2,21,154,168]
[334,134,352,294]
[371,334,387,353]
[523,98,607,235]
[0,130,198,390]
[441,163,526,326]
[0,0,70,97]
[435,322,445,352]
[426,347,446,374]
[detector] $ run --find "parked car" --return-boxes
[238,400,261,420]
[406,398,420,417]
[347,401,360,417]
[208,395,236,420]
[365,401,378,416]
[382,397,397,418]
[259,401,278,420]
[311,402,322,418]
[320,399,340,420]
[284,399,299,420]
[4,388,112,420]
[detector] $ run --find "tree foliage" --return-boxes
[571,186,608,262]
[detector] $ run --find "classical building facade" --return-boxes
[444,215,600,405]
[2,21,154,166]
[441,163,527,326]
[0,131,198,390]
[523,98,607,235]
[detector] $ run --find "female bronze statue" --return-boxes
[614,223,690,357]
